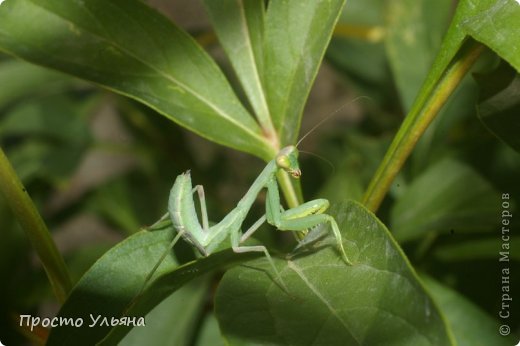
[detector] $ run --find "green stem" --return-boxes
[362,39,485,212]
[0,146,71,303]
[277,169,306,240]
[276,170,303,208]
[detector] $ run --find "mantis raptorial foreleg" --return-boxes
[265,175,351,264]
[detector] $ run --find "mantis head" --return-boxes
[275,145,301,178]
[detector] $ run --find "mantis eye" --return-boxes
[276,155,290,169]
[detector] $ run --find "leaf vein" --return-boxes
[27,0,266,144]
[287,260,361,343]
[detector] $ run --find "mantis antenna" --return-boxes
[298,150,336,175]
[295,95,370,148]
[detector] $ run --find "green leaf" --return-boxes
[120,278,208,346]
[47,222,261,345]
[319,133,390,203]
[338,0,385,26]
[65,244,114,284]
[103,248,259,345]
[203,0,276,140]
[476,61,520,153]
[0,200,28,298]
[327,38,389,101]
[362,0,491,211]
[385,0,452,111]
[46,228,179,346]
[2,142,53,182]
[461,0,520,72]
[410,0,519,104]
[0,0,273,160]
[87,180,143,235]
[0,94,91,144]
[0,59,70,109]
[264,0,346,146]
[434,237,520,262]
[1,93,94,184]
[216,200,453,345]
[422,276,517,346]
[391,158,501,242]
[327,0,390,101]
[399,0,520,115]
[0,144,72,302]
[196,313,225,346]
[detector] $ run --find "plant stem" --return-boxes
[277,167,306,239]
[276,170,303,208]
[0,146,71,303]
[362,39,486,212]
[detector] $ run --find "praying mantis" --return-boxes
[137,145,352,295]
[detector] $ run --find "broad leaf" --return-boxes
[328,0,392,101]
[409,0,520,109]
[461,0,520,72]
[422,276,517,346]
[264,0,346,146]
[46,228,178,346]
[320,133,390,203]
[216,200,453,345]
[391,158,501,242]
[1,94,94,184]
[0,0,273,160]
[385,0,452,111]
[86,181,143,235]
[203,0,276,139]
[103,250,259,345]
[120,278,208,346]
[476,61,520,153]
[0,59,70,108]
[46,225,260,346]
[196,313,225,346]
[361,0,498,211]
[434,237,520,262]
[0,94,91,144]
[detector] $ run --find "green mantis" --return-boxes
[138,145,352,295]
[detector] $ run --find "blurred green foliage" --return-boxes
[0,0,519,345]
